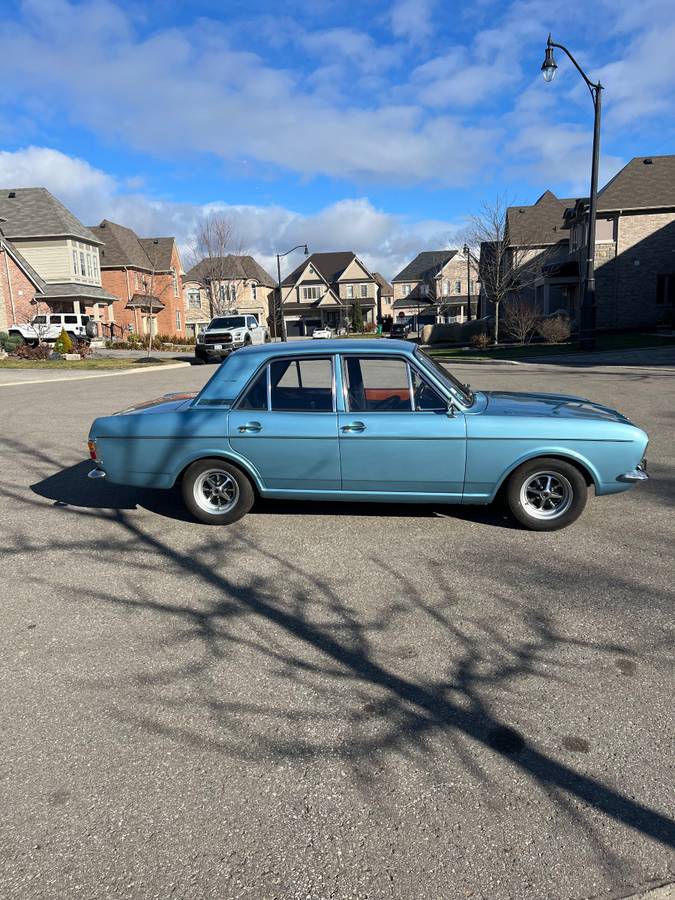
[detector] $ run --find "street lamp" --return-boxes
[463,243,473,322]
[542,33,603,351]
[275,244,308,342]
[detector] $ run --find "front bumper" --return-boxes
[88,467,106,480]
[618,460,648,483]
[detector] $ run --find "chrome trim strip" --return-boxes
[617,469,649,482]
[88,468,106,479]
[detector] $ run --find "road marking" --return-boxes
[0,362,191,388]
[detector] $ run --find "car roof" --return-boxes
[240,338,415,357]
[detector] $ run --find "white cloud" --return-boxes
[388,0,436,44]
[0,146,461,280]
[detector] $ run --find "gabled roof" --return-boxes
[0,234,46,291]
[392,250,457,283]
[0,187,102,243]
[88,220,177,272]
[184,255,275,286]
[597,155,675,211]
[506,191,577,247]
[282,252,367,287]
[372,271,393,296]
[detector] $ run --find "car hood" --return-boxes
[114,392,198,416]
[482,390,631,423]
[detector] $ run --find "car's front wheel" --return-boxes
[506,458,588,531]
[182,459,254,525]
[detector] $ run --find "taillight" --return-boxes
[88,440,97,460]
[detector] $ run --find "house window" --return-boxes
[656,273,675,305]
[219,285,226,304]
[455,280,462,294]
[402,284,412,296]
[229,283,237,304]
[175,310,181,331]
[86,254,93,278]
[595,218,615,242]
[172,270,179,296]
[128,322,135,333]
[188,289,201,309]
[251,283,257,301]
[360,284,367,298]
[136,272,142,289]
[72,250,79,276]
[346,285,354,299]
[420,283,429,296]
[302,286,320,301]
[80,252,86,276]
[443,279,450,295]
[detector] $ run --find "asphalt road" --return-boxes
[1,359,673,900]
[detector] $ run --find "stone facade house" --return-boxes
[182,255,276,337]
[87,220,185,337]
[372,271,394,320]
[280,252,378,336]
[551,156,675,329]
[0,188,115,326]
[392,250,478,326]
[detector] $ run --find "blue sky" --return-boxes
[0,0,673,277]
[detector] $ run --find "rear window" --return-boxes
[270,358,333,412]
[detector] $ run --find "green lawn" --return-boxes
[0,357,180,370]
[426,332,675,360]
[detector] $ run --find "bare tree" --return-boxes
[502,296,541,344]
[465,195,556,345]
[188,214,247,317]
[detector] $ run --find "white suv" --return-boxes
[9,313,94,346]
[195,314,268,363]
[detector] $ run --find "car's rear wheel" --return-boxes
[506,458,587,531]
[182,459,254,525]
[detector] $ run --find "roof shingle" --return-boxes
[185,255,276,287]
[506,191,577,247]
[392,251,457,283]
[597,155,675,210]
[0,187,101,243]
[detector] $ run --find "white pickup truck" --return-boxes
[195,313,268,363]
[8,312,95,346]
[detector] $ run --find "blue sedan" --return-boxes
[87,340,649,530]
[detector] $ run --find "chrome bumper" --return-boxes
[618,465,648,483]
[88,467,106,480]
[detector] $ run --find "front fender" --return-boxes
[491,447,602,498]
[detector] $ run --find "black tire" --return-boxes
[506,457,588,531]
[182,458,254,525]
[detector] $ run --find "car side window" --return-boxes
[410,367,447,411]
[344,357,412,412]
[270,358,333,412]
[238,366,268,410]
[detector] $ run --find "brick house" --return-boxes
[182,255,276,337]
[0,188,115,326]
[280,252,378,336]
[548,156,675,329]
[87,220,185,337]
[392,250,479,326]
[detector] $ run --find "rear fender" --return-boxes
[170,447,264,492]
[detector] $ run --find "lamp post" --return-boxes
[275,244,308,342]
[542,33,602,351]
[463,243,473,322]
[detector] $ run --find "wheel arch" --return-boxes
[171,449,264,495]
[492,448,599,500]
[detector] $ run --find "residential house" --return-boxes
[87,220,185,337]
[392,250,479,326]
[0,188,115,326]
[182,255,276,336]
[549,156,675,329]
[280,252,378,336]
[372,271,394,320]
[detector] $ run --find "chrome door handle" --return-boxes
[238,421,262,433]
[341,421,366,433]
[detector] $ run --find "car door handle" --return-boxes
[341,421,366,433]
[238,421,262,433]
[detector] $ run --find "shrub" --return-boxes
[363,321,377,333]
[73,340,94,358]
[53,328,74,354]
[12,343,52,360]
[351,300,364,333]
[471,332,492,350]
[538,315,572,344]
[502,298,541,344]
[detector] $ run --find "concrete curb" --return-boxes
[0,361,191,388]
[621,881,674,899]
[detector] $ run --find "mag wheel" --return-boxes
[182,459,254,525]
[507,458,587,531]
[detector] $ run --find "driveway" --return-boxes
[0,360,673,899]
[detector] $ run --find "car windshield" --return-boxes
[415,348,474,406]
[32,316,47,324]
[210,316,246,329]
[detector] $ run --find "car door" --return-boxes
[228,355,340,491]
[246,316,264,344]
[337,354,466,497]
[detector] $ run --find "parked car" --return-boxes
[195,313,267,363]
[312,326,334,339]
[9,312,93,346]
[390,322,411,338]
[88,340,649,531]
